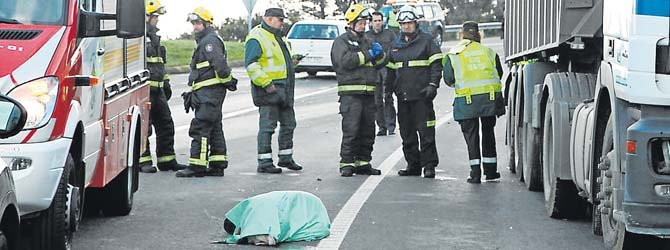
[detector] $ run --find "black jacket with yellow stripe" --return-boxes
[386,32,443,102]
[146,24,166,84]
[188,27,232,90]
[330,29,387,96]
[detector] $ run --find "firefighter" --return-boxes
[443,21,505,183]
[366,10,397,137]
[386,5,443,178]
[176,7,237,178]
[331,5,386,177]
[139,0,186,173]
[245,8,304,174]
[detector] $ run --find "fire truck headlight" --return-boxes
[7,77,59,130]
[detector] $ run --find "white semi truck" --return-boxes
[504,0,670,248]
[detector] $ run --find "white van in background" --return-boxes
[287,20,347,77]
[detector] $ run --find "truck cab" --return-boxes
[0,0,149,249]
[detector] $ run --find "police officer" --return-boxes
[176,7,237,177]
[139,0,186,173]
[386,6,443,178]
[443,21,505,183]
[366,10,397,137]
[387,5,400,36]
[331,5,386,177]
[245,8,303,174]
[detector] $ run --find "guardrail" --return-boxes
[444,22,502,33]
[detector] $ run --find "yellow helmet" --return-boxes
[345,4,371,24]
[145,0,166,16]
[187,6,214,23]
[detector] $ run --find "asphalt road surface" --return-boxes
[70,38,606,250]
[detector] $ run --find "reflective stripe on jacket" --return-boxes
[331,30,387,96]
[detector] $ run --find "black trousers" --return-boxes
[375,69,396,132]
[397,99,438,169]
[257,105,297,167]
[458,116,497,175]
[339,95,376,167]
[189,85,228,169]
[141,87,177,167]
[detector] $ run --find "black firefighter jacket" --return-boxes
[330,29,387,96]
[386,32,443,102]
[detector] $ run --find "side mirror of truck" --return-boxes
[0,95,27,139]
[116,0,145,39]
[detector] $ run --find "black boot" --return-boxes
[207,162,227,176]
[257,165,282,174]
[398,166,421,176]
[355,164,381,175]
[175,166,205,178]
[467,165,481,184]
[340,166,354,177]
[278,160,303,171]
[158,160,186,171]
[483,163,501,182]
[139,162,157,173]
[423,166,436,178]
[376,129,387,136]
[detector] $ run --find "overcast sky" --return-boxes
[156,0,275,39]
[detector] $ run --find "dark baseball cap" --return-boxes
[463,21,479,32]
[264,8,287,18]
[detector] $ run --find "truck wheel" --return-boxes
[506,71,517,173]
[514,83,525,180]
[29,155,74,250]
[102,126,139,216]
[598,114,644,249]
[0,231,7,250]
[523,125,543,191]
[542,105,586,218]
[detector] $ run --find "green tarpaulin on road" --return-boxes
[221,191,331,244]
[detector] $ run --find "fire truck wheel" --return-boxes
[0,231,7,250]
[101,127,139,217]
[29,154,73,250]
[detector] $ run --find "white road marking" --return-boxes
[317,112,454,249]
[173,86,337,133]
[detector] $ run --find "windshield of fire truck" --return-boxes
[0,0,67,25]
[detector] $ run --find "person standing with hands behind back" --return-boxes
[331,5,386,177]
[443,21,505,184]
[386,6,443,179]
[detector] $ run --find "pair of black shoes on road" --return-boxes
[340,164,382,177]
[397,166,435,178]
[376,129,396,136]
[466,168,501,184]
[257,161,303,174]
[140,161,186,173]
[175,167,226,177]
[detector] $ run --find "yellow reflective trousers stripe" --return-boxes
[157,155,175,163]
[209,155,228,162]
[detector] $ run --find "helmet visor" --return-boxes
[187,13,201,22]
[155,6,166,15]
[397,11,419,22]
[359,8,372,20]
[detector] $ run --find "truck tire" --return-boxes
[101,126,139,216]
[523,125,543,191]
[29,155,74,250]
[506,69,518,174]
[514,80,525,181]
[598,115,648,249]
[542,105,586,218]
[0,231,7,250]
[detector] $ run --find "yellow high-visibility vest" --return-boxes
[245,25,291,88]
[447,40,502,104]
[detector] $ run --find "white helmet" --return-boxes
[396,5,421,23]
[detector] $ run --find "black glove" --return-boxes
[421,84,438,100]
[226,77,238,91]
[163,80,172,100]
[181,91,199,113]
